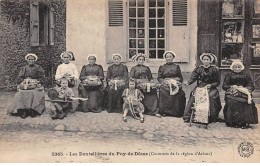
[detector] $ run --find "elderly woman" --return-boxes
[7,53,45,118]
[130,53,160,117]
[106,54,129,113]
[183,53,222,123]
[78,55,104,113]
[55,51,79,88]
[222,60,258,129]
[158,51,186,117]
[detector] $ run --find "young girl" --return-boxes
[122,79,145,123]
[55,51,79,88]
[50,77,75,120]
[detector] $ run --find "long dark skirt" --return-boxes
[158,87,186,117]
[223,98,258,126]
[78,84,103,113]
[142,90,158,115]
[107,87,125,113]
[183,88,222,122]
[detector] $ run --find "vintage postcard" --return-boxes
[0,0,259,163]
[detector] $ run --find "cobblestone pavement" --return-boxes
[0,92,259,162]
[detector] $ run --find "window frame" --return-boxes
[126,0,169,62]
[30,0,54,47]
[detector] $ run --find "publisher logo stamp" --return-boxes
[238,142,254,158]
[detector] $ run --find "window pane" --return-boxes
[149,9,156,18]
[138,39,145,48]
[138,0,144,7]
[149,0,156,7]
[254,0,260,17]
[158,50,164,59]
[221,43,243,65]
[129,39,136,48]
[149,19,156,28]
[129,29,136,38]
[158,40,165,48]
[157,29,164,38]
[222,21,243,43]
[129,50,136,58]
[253,25,260,38]
[129,8,136,17]
[138,29,145,38]
[129,0,136,7]
[158,9,165,18]
[149,40,156,48]
[138,8,145,17]
[138,19,145,28]
[222,0,244,18]
[158,19,164,27]
[138,50,145,54]
[157,0,165,7]
[129,19,136,27]
[149,29,156,38]
[149,50,156,58]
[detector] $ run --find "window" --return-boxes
[106,0,189,63]
[220,0,245,66]
[128,0,166,59]
[250,0,260,65]
[30,0,54,46]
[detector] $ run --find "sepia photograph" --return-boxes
[0,0,259,163]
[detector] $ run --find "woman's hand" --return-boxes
[206,84,211,89]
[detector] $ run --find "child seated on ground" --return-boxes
[50,77,74,120]
[122,78,145,123]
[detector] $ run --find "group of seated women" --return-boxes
[7,51,258,129]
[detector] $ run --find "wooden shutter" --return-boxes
[106,0,126,63]
[49,6,54,45]
[30,0,39,46]
[168,0,189,62]
[172,0,187,26]
[197,0,220,66]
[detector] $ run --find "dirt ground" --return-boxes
[0,92,259,163]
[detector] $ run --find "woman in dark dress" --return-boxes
[222,60,258,129]
[183,53,222,123]
[130,53,160,117]
[157,51,186,117]
[7,53,45,118]
[106,54,129,113]
[78,55,104,113]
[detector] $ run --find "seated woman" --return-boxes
[222,60,258,129]
[157,51,186,117]
[183,53,222,123]
[55,51,79,88]
[130,53,160,117]
[106,53,129,113]
[7,53,45,118]
[78,54,104,113]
